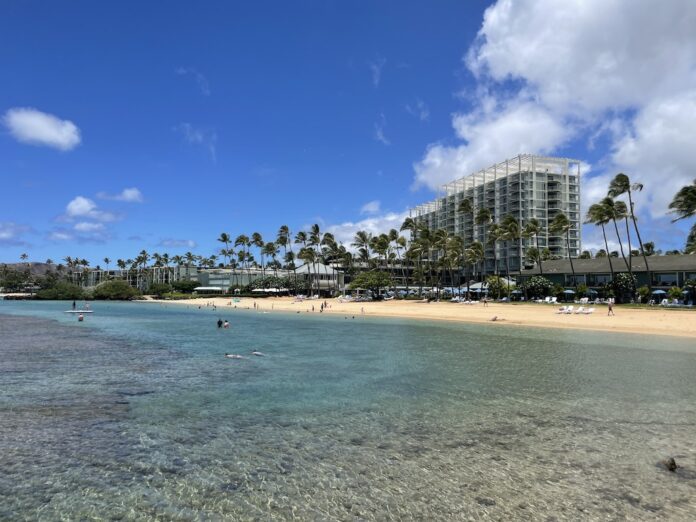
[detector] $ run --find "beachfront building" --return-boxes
[72,263,344,295]
[410,154,582,276]
[518,255,696,299]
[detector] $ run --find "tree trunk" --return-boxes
[628,191,652,292]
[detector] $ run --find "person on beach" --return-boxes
[217,318,223,328]
[483,297,489,307]
[607,300,615,316]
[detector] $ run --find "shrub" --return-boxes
[148,283,172,297]
[348,271,392,297]
[668,286,683,300]
[35,282,84,300]
[93,280,141,300]
[485,276,511,299]
[520,276,554,298]
[171,280,199,293]
[611,273,637,302]
[637,285,650,303]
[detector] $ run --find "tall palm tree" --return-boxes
[601,197,630,277]
[474,208,492,276]
[585,202,615,283]
[487,223,503,277]
[465,241,484,296]
[549,212,576,290]
[218,233,232,266]
[608,173,651,291]
[522,218,544,275]
[262,241,279,278]
[669,179,696,222]
[235,234,251,282]
[501,215,521,297]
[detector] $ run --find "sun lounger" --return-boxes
[563,306,574,314]
[582,307,595,314]
[556,306,568,314]
[550,297,558,304]
[574,306,584,314]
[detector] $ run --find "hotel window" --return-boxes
[652,273,678,286]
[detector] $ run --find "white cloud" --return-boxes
[369,57,386,87]
[413,100,572,190]
[48,230,73,241]
[0,222,31,246]
[360,200,381,215]
[467,0,696,116]
[3,107,81,151]
[405,99,430,121]
[325,211,408,249]
[64,196,118,222]
[175,123,217,162]
[74,222,105,232]
[97,187,144,203]
[610,89,696,218]
[176,67,211,96]
[158,238,197,249]
[374,113,390,145]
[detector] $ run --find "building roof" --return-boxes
[294,263,341,275]
[520,254,696,275]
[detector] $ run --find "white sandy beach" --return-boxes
[146,296,696,339]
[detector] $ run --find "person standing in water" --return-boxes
[217,318,223,328]
[72,300,76,310]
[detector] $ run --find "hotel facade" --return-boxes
[410,154,582,275]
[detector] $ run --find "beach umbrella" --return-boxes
[563,289,575,294]
[651,289,667,294]
[682,290,689,294]
[586,288,598,294]
[511,290,522,294]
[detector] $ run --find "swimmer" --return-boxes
[224,353,244,359]
[223,320,230,328]
[77,313,84,322]
[250,350,265,357]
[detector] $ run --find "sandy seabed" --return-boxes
[146,296,696,339]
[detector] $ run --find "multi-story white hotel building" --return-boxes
[410,154,582,275]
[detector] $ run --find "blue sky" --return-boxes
[2,0,695,264]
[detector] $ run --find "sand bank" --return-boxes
[144,296,696,339]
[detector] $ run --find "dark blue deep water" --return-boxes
[1,300,695,519]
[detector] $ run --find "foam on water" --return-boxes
[1,301,695,519]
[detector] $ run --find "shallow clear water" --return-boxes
[1,300,695,520]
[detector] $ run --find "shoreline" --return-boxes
[143,296,696,339]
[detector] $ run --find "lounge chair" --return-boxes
[574,306,585,314]
[563,306,574,314]
[550,297,558,304]
[556,306,568,314]
[582,307,595,314]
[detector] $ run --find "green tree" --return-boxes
[93,280,141,300]
[608,173,651,291]
[348,270,392,298]
[522,218,544,275]
[549,212,577,289]
[218,232,231,266]
[520,275,553,299]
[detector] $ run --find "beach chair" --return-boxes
[563,306,574,314]
[555,306,568,314]
[574,306,585,314]
[582,307,595,314]
[543,296,552,304]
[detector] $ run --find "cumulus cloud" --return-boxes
[360,200,381,215]
[412,0,696,254]
[467,0,696,116]
[3,107,81,150]
[64,196,119,222]
[175,123,217,161]
[176,67,211,96]
[325,211,408,249]
[414,100,572,190]
[47,225,109,243]
[0,222,32,246]
[158,238,197,249]
[97,187,144,203]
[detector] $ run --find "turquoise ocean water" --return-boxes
[1,300,695,520]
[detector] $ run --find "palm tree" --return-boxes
[474,208,492,276]
[487,223,503,277]
[549,212,576,290]
[522,218,544,275]
[262,241,279,279]
[585,202,615,284]
[235,234,251,281]
[669,179,696,222]
[218,233,232,266]
[608,173,651,291]
[465,241,484,297]
[601,197,631,278]
[500,215,521,297]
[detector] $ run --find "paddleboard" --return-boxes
[64,310,94,314]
